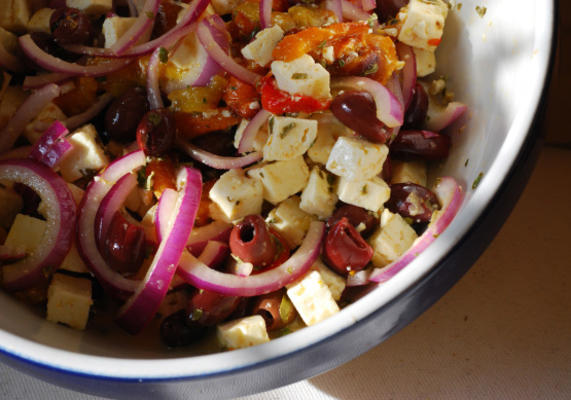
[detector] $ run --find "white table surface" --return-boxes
[2,145,569,399]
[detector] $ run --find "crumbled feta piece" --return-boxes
[102,16,137,48]
[266,196,316,248]
[263,116,317,161]
[24,102,67,144]
[413,47,436,77]
[271,54,331,99]
[311,259,346,301]
[300,167,337,218]
[66,0,112,15]
[233,118,268,152]
[211,0,241,15]
[58,124,109,182]
[397,0,448,51]
[47,273,93,330]
[209,169,263,221]
[391,160,427,186]
[369,209,418,267]
[217,315,270,349]
[0,0,31,33]
[336,176,390,212]
[248,156,309,204]
[0,187,22,230]
[307,112,352,165]
[4,214,45,253]
[28,8,55,34]
[59,241,89,274]
[287,270,339,326]
[326,136,389,180]
[241,25,284,67]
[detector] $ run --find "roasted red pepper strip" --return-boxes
[260,75,331,115]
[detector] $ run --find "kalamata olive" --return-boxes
[390,130,451,160]
[327,204,379,239]
[29,32,78,63]
[229,215,276,268]
[404,83,428,129]
[100,212,145,275]
[136,108,175,156]
[376,0,409,21]
[50,7,94,46]
[160,310,207,347]
[13,183,41,217]
[105,87,149,142]
[152,1,184,38]
[251,290,296,331]
[330,91,391,144]
[324,217,374,275]
[386,183,440,223]
[188,289,242,326]
[381,155,392,183]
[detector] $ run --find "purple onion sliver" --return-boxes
[238,109,271,154]
[155,188,178,242]
[187,220,233,256]
[147,46,164,110]
[178,139,262,170]
[326,0,343,22]
[110,0,160,55]
[396,43,417,110]
[259,0,273,28]
[425,101,468,132]
[64,93,113,131]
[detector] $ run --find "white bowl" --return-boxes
[0,1,556,398]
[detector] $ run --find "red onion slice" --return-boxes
[187,220,233,256]
[0,245,26,263]
[259,0,273,29]
[0,44,25,73]
[178,139,262,170]
[237,109,271,154]
[110,0,160,55]
[77,151,146,298]
[369,177,464,283]
[95,172,138,247]
[361,0,376,12]
[64,93,113,131]
[19,35,134,76]
[342,0,372,22]
[0,159,76,290]
[23,73,74,90]
[154,188,178,242]
[346,268,372,287]
[197,240,229,269]
[116,167,202,334]
[29,120,71,168]
[177,221,325,297]
[197,20,262,86]
[396,43,417,109]
[147,46,164,110]
[333,77,404,128]
[326,0,343,22]
[0,83,60,154]
[425,101,468,132]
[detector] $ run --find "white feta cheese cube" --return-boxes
[369,209,418,267]
[0,0,31,34]
[24,102,67,144]
[66,183,85,206]
[287,270,339,326]
[66,0,112,15]
[217,315,270,349]
[326,136,389,180]
[413,47,436,77]
[28,8,54,34]
[263,116,317,161]
[311,259,345,301]
[307,112,352,165]
[4,214,45,253]
[58,124,109,182]
[391,160,427,186]
[46,273,93,330]
[300,167,337,218]
[102,16,137,48]
[58,241,89,274]
[336,176,390,212]
[209,169,263,221]
[266,196,316,248]
[397,0,448,51]
[271,54,331,99]
[247,156,309,205]
[233,118,268,152]
[241,25,284,67]
[0,187,22,230]
[210,0,241,15]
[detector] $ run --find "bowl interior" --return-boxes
[0,0,554,380]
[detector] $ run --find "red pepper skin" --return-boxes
[324,217,374,275]
[260,75,331,115]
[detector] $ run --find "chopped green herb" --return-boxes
[337,59,345,68]
[191,308,203,321]
[280,122,296,138]
[146,11,155,19]
[230,86,237,91]
[464,158,469,167]
[148,111,162,126]
[269,116,275,132]
[475,5,487,17]
[137,168,147,188]
[364,63,378,75]
[361,184,368,194]
[279,295,294,323]
[158,47,168,63]
[317,40,327,49]
[291,72,308,79]
[472,172,484,189]
[457,3,463,11]
[95,76,107,82]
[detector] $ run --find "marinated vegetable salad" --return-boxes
[0,0,466,350]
